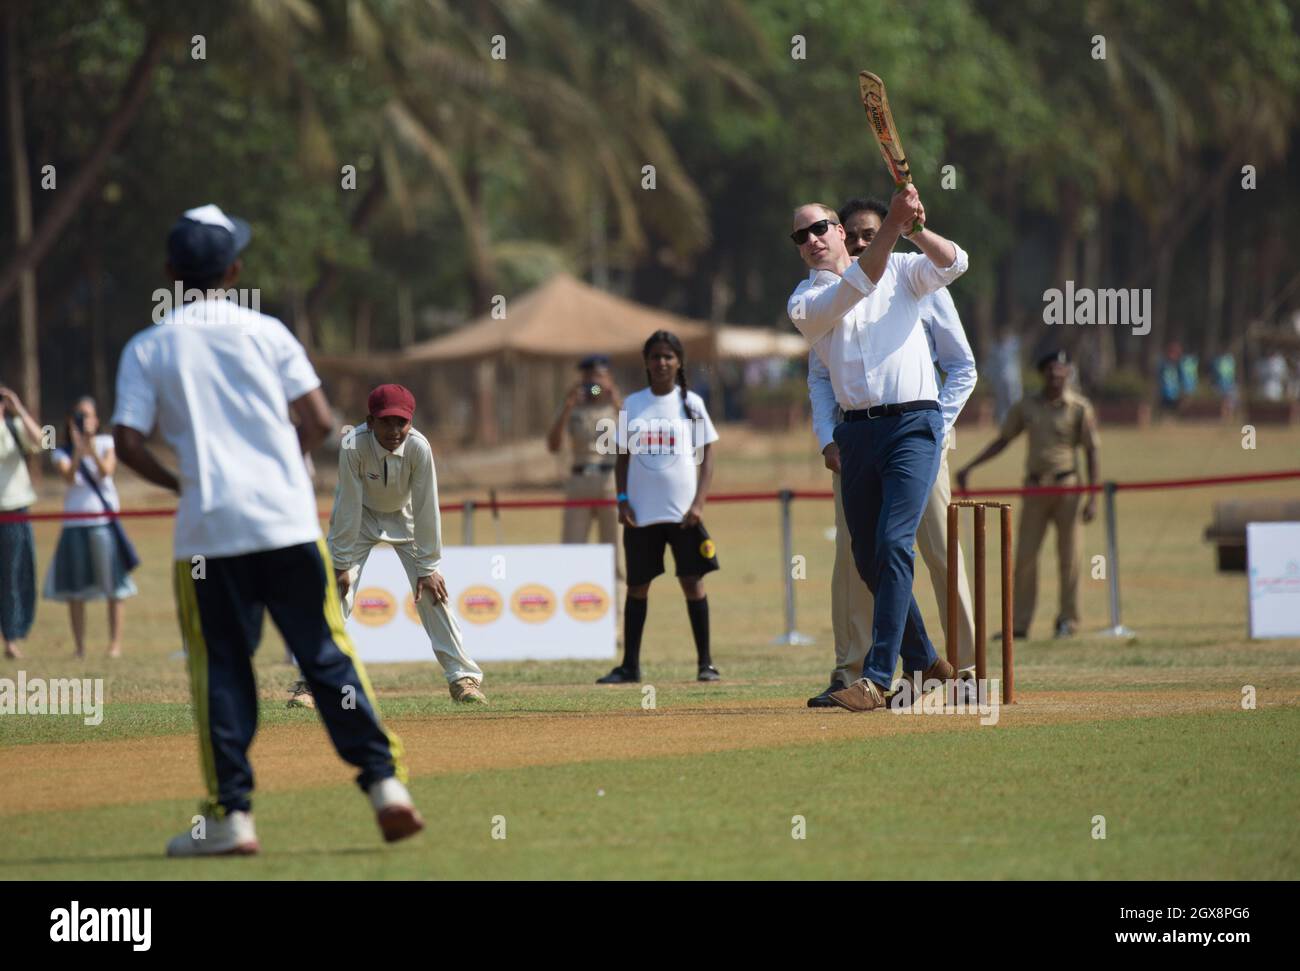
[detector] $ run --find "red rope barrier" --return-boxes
[3,468,1296,523]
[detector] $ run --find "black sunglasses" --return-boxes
[790,218,838,245]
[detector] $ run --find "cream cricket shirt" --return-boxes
[327,424,442,577]
[111,298,323,559]
[0,417,38,511]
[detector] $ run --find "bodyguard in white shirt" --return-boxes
[113,204,422,856]
[786,185,969,712]
[327,383,486,703]
[805,198,978,708]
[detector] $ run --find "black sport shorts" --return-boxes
[623,521,720,587]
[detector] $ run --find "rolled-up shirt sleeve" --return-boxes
[899,243,969,300]
[925,288,977,437]
[807,350,840,451]
[408,442,442,576]
[327,445,364,572]
[788,264,875,343]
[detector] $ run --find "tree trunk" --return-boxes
[397,284,414,347]
[1143,237,1175,374]
[1082,203,1110,379]
[353,298,372,353]
[6,7,38,448]
[1202,186,1226,362]
[0,29,163,310]
[302,170,385,350]
[87,222,108,407]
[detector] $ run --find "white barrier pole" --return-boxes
[771,489,814,646]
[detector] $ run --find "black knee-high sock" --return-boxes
[686,596,711,667]
[622,595,648,672]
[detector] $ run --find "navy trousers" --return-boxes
[174,539,405,815]
[833,407,944,688]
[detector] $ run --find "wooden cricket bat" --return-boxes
[859,71,923,235]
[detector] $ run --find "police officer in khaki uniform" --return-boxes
[957,348,1100,639]
[547,355,626,607]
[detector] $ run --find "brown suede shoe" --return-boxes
[901,656,957,686]
[828,678,889,712]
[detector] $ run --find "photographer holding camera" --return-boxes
[44,396,137,658]
[547,354,625,609]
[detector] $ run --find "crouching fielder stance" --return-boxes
[328,384,487,704]
[787,185,969,711]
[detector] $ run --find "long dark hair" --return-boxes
[642,329,697,419]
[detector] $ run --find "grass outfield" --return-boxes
[2,422,1298,879]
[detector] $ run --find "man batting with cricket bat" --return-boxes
[786,72,970,711]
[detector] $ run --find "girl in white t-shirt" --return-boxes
[597,330,720,684]
[43,397,136,657]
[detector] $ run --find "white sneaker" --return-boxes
[165,809,259,857]
[368,777,425,843]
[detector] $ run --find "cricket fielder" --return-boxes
[113,204,422,856]
[326,383,487,704]
[787,185,969,711]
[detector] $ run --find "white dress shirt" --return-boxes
[112,298,322,559]
[327,424,443,576]
[808,286,976,447]
[788,248,970,418]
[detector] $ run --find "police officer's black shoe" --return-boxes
[596,666,640,684]
[807,681,843,707]
[697,665,721,682]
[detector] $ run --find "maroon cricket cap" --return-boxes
[367,384,416,421]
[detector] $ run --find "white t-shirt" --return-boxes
[54,434,120,526]
[617,387,719,526]
[111,298,323,559]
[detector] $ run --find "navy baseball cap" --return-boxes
[166,204,251,279]
[1036,348,1071,371]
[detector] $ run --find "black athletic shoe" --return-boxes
[596,666,640,684]
[697,665,721,682]
[807,682,843,707]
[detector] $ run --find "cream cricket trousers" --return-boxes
[338,533,483,685]
[831,436,976,686]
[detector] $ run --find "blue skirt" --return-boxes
[43,524,138,602]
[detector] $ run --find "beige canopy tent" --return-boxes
[313,273,722,446]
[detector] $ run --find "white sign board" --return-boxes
[345,544,617,663]
[1247,522,1300,638]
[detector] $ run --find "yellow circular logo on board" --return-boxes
[699,538,716,559]
[511,584,557,623]
[458,586,503,624]
[564,583,610,622]
[403,593,419,623]
[354,587,396,626]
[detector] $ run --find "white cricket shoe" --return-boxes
[165,809,260,857]
[368,777,425,843]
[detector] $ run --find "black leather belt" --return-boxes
[843,400,940,421]
[572,463,615,475]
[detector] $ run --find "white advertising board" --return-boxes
[1247,522,1300,638]
[344,544,617,662]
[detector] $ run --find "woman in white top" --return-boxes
[43,397,136,657]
